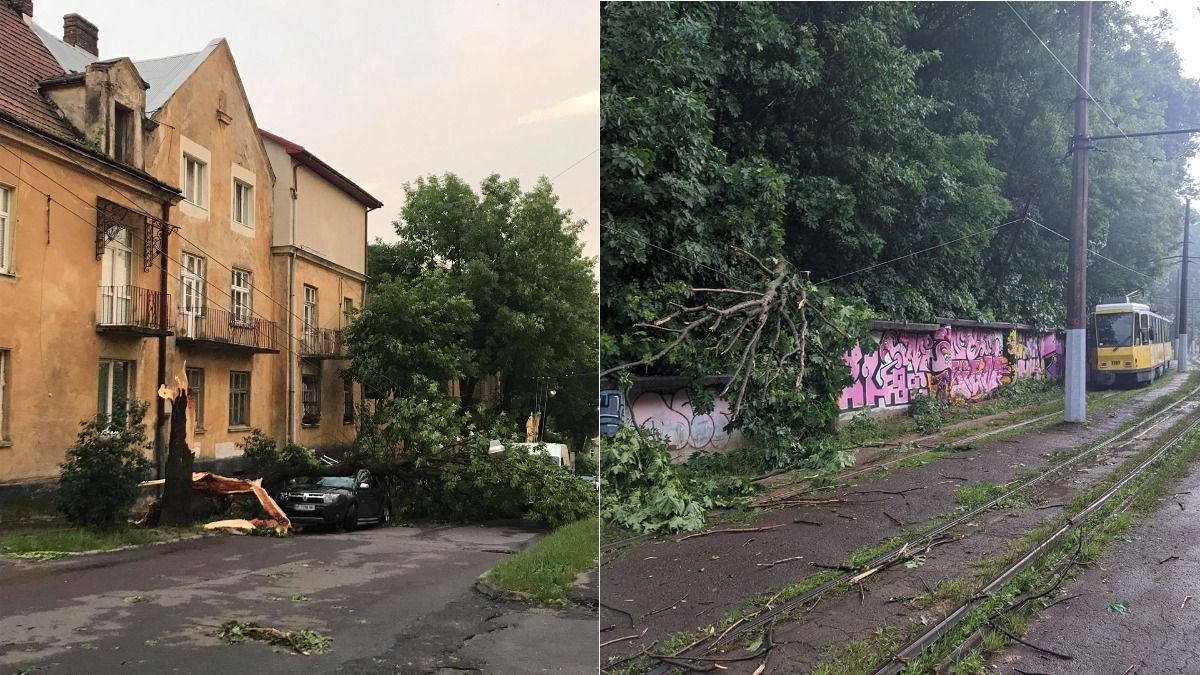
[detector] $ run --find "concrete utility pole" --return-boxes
[1065,1,1093,423]
[1180,199,1191,371]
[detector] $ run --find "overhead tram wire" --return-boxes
[1025,217,1156,281]
[1005,1,1130,142]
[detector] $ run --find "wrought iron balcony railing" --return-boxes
[96,285,171,335]
[176,306,282,354]
[300,327,345,359]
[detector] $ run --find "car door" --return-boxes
[356,469,383,517]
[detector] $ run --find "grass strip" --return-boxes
[0,526,195,560]
[486,516,598,604]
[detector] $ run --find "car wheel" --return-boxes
[341,503,358,532]
[378,501,392,526]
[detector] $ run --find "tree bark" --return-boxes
[158,391,193,527]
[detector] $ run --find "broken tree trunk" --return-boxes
[158,390,193,526]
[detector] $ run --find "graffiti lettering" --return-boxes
[629,389,740,451]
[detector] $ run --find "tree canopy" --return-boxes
[352,174,599,450]
[601,1,1200,455]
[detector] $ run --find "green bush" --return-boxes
[909,392,947,433]
[237,430,318,476]
[57,401,152,530]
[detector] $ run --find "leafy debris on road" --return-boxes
[1107,601,1130,615]
[216,620,331,655]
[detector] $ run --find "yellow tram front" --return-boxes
[1091,302,1174,387]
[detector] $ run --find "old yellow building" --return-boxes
[0,1,377,483]
[260,130,381,451]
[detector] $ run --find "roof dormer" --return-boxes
[40,57,148,169]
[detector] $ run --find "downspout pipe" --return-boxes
[286,160,299,444]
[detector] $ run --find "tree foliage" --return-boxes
[357,174,598,450]
[601,2,1200,454]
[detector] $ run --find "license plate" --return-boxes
[295,504,316,512]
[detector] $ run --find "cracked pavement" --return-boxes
[0,522,597,674]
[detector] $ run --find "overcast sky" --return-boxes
[31,0,599,263]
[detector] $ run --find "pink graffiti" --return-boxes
[840,326,1061,413]
[630,389,737,451]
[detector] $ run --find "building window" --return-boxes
[98,359,132,428]
[186,367,204,430]
[303,285,318,333]
[231,268,252,326]
[302,373,320,426]
[0,184,12,274]
[233,179,253,226]
[183,154,208,207]
[99,227,132,325]
[343,297,354,327]
[113,103,134,163]
[229,371,249,427]
[180,253,205,337]
[343,376,354,424]
[0,349,9,442]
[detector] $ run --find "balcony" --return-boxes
[176,306,282,354]
[300,327,345,359]
[96,286,171,336]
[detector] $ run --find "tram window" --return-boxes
[1096,313,1133,347]
[1139,314,1149,346]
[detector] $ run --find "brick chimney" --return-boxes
[4,0,32,18]
[62,13,97,56]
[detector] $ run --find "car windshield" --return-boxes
[292,476,355,488]
[1096,313,1133,348]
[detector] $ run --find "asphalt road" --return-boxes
[996,457,1200,674]
[0,522,597,674]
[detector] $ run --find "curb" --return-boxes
[474,573,533,603]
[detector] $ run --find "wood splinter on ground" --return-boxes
[1182,595,1193,609]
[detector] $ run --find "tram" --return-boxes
[1090,301,1174,387]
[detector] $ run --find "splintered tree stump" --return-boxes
[158,390,194,526]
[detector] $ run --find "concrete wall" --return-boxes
[293,166,367,275]
[838,322,1062,415]
[607,320,1062,459]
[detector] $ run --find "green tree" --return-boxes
[358,174,598,448]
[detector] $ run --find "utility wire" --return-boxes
[1005,1,1130,141]
[600,222,755,287]
[1026,217,1155,280]
[549,148,599,182]
[818,217,1028,285]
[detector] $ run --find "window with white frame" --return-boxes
[343,297,354,327]
[180,253,206,337]
[0,185,12,274]
[303,285,318,334]
[233,179,253,227]
[0,349,9,442]
[231,268,252,326]
[229,371,250,427]
[98,359,132,428]
[182,154,208,207]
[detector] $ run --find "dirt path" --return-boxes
[600,375,1194,672]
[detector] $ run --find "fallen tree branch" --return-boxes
[601,628,648,649]
[676,525,783,542]
[756,555,805,569]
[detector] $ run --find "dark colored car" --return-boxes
[278,469,392,531]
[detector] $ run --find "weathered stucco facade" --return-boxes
[0,3,377,482]
[261,130,379,453]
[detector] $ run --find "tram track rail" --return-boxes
[872,396,1200,674]
[633,382,1200,675]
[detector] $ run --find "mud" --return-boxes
[600,375,1194,672]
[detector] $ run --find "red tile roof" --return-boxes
[0,5,77,139]
[260,129,383,209]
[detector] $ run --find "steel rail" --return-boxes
[872,400,1200,674]
[636,383,1200,675]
